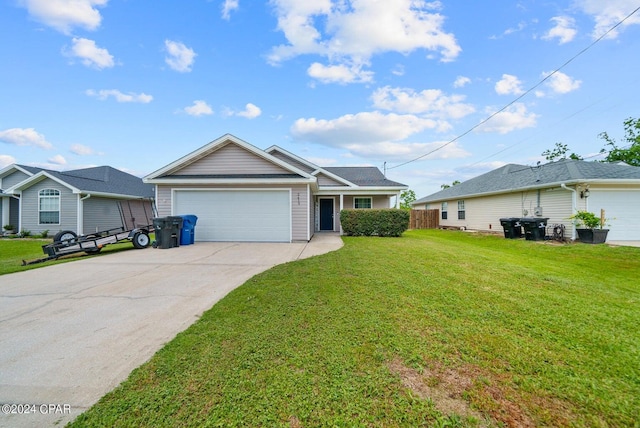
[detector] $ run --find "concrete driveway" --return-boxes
[0,234,342,428]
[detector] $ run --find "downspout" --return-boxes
[560,184,576,241]
[78,194,91,235]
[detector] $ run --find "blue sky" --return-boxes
[1,0,639,198]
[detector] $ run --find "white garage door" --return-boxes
[588,190,640,241]
[174,190,291,242]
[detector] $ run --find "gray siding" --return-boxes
[21,178,77,235]
[83,197,124,234]
[174,143,292,176]
[317,173,344,186]
[157,183,310,241]
[1,170,31,189]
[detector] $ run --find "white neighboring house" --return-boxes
[411,159,640,241]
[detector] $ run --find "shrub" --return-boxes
[40,229,49,238]
[20,229,32,237]
[340,209,409,237]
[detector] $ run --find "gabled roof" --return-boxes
[413,159,640,204]
[0,163,40,179]
[6,165,153,199]
[144,134,315,183]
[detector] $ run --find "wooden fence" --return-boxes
[409,209,440,229]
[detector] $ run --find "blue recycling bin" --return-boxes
[179,214,198,245]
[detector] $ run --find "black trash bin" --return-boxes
[520,217,549,241]
[179,214,198,245]
[153,217,183,249]
[499,217,522,239]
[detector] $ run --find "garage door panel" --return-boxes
[588,190,640,241]
[174,190,291,242]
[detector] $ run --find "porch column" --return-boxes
[395,192,401,208]
[339,194,344,235]
[77,194,83,235]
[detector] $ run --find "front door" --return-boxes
[319,198,334,231]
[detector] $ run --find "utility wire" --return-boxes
[386,5,640,171]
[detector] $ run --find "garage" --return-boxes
[588,189,640,241]
[174,189,291,242]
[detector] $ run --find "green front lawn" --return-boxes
[40,230,640,426]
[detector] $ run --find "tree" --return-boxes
[440,180,460,190]
[598,117,640,167]
[541,142,583,161]
[399,189,416,210]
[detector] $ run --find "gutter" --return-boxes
[560,183,577,240]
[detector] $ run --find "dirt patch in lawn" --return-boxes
[388,358,542,427]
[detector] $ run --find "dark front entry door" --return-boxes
[319,199,334,231]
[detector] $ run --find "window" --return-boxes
[354,197,372,209]
[441,202,448,220]
[457,200,465,220]
[39,189,60,224]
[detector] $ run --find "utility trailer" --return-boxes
[22,226,152,265]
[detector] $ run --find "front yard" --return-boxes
[6,230,639,426]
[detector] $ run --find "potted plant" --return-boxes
[3,224,16,235]
[569,210,609,244]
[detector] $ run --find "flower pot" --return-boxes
[576,228,609,244]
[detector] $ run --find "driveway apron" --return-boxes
[0,235,342,427]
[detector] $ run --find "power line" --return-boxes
[386,5,640,171]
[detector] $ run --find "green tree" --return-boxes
[541,142,582,161]
[440,180,460,190]
[399,189,416,210]
[599,117,640,167]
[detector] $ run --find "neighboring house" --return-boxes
[411,159,640,241]
[0,164,155,236]
[143,134,407,242]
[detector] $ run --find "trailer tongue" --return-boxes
[22,226,152,265]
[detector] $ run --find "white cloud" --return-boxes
[575,0,640,39]
[66,37,114,69]
[0,155,17,168]
[0,128,53,149]
[391,64,405,76]
[70,144,98,155]
[20,0,107,34]
[495,74,524,95]
[371,86,475,122]
[339,140,470,161]
[291,111,439,147]
[184,100,213,116]
[542,71,582,94]
[477,103,538,134]
[85,89,153,103]
[268,0,461,74]
[221,0,239,20]
[48,154,67,165]
[453,76,470,88]
[307,62,374,84]
[164,40,196,72]
[236,103,262,119]
[542,16,577,44]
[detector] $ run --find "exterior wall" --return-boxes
[174,144,291,175]
[83,197,124,234]
[317,173,344,186]
[426,186,576,234]
[156,183,310,241]
[270,151,316,174]
[342,195,391,209]
[20,178,77,235]
[1,170,31,189]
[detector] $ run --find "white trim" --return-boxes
[318,197,335,231]
[353,196,372,209]
[312,169,357,187]
[0,164,36,179]
[38,188,61,226]
[6,171,81,194]
[265,145,321,171]
[144,134,316,181]
[146,177,315,185]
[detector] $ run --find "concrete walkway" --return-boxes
[0,234,343,428]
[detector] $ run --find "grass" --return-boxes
[15,229,640,426]
[0,236,150,276]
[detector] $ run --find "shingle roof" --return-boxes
[323,166,407,187]
[14,165,153,198]
[414,160,640,204]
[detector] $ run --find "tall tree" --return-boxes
[440,180,460,190]
[541,142,582,161]
[399,189,416,210]
[599,117,640,167]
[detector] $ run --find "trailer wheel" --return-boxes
[53,230,77,244]
[132,231,150,249]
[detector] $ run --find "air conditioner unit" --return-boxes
[534,206,543,216]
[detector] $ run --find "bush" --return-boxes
[340,209,409,237]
